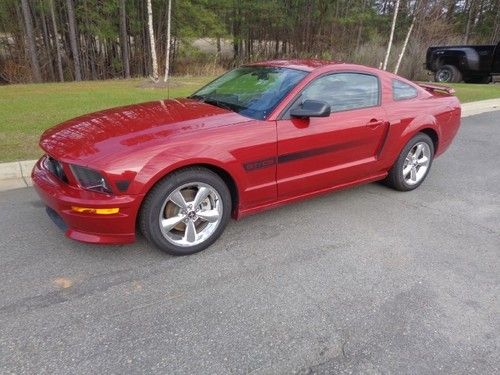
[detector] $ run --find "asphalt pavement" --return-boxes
[0,111,499,374]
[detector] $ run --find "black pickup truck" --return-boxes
[425,41,500,83]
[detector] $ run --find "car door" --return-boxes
[276,72,388,200]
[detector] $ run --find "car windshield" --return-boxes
[190,66,308,120]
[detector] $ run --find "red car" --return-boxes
[32,60,461,255]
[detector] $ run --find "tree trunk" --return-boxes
[232,1,241,61]
[147,0,159,81]
[492,0,500,43]
[66,0,81,81]
[119,0,131,78]
[355,24,363,53]
[382,0,400,71]
[20,0,42,82]
[394,16,415,74]
[464,0,475,44]
[40,6,56,81]
[217,37,222,60]
[163,0,172,82]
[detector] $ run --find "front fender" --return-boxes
[127,143,245,198]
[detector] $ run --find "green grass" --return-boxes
[0,78,498,162]
[448,83,500,103]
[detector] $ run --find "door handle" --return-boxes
[367,119,384,129]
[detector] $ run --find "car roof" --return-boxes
[246,59,340,72]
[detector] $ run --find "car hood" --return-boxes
[40,98,248,165]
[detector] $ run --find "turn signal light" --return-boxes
[71,206,120,215]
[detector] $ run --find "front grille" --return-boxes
[46,156,69,183]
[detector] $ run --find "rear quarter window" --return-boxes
[392,79,418,101]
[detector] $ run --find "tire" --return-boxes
[434,65,462,83]
[385,133,435,192]
[139,167,232,255]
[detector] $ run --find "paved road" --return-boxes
[1,112,499,374]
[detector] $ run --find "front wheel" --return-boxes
[139,167,232,255]
[385,133,434,191]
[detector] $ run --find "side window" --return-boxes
[392,79,418,100]
[299,73,380,112]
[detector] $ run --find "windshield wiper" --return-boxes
[189,94,204,100]
[201,97,234,112]
[190,94,236,112]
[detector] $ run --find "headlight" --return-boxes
[70,165,112,194]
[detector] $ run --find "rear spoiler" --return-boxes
[416,82,455,95]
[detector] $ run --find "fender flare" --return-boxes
[128,144,245,207]
[385,115,441,167]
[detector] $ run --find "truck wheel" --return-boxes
[435,65,462,83]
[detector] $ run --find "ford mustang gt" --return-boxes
[32,60,461,255]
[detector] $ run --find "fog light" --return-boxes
[71,206,120,215]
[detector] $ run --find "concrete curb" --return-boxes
[0,160,35,191]
[0,98,499,192]
[461,98,500,117]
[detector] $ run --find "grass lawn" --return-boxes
[448,83,500,103]
[0,77,499,162]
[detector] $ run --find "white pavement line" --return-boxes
[0,98,499,192]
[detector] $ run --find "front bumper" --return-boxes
[31,156,144,244]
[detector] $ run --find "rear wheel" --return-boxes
[139,167,231,255]
[435,65,462,83]
[385,133,434,191]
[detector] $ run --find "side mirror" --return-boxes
[290,100,331,118]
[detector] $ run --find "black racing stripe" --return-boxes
[243,139,369,171]
[277,140,362,164]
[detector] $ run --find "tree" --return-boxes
[464,0,476,43]
[163,0,172,82]
[119,0,131,78]
[147,0,159,81]
[382,0,400,71]
[394,0,420,75]
[2,0,499,84]
[49,0,64,82]
[20,0,41,82]
[66,0,81,81]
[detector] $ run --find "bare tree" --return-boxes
[382,0,400,71]
[394,0,420,75]
[119,0,131,78]
[20,0,42,82]
[49,0,64,82]
[464,0,475,43]
[66,0,82,81]
[163,0,172,82]
[147,0,159,81]
[493,1,500,43]
[393,18,415,74]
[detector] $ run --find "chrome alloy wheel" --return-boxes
[159,183,223,247]
[403,142,431,185]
